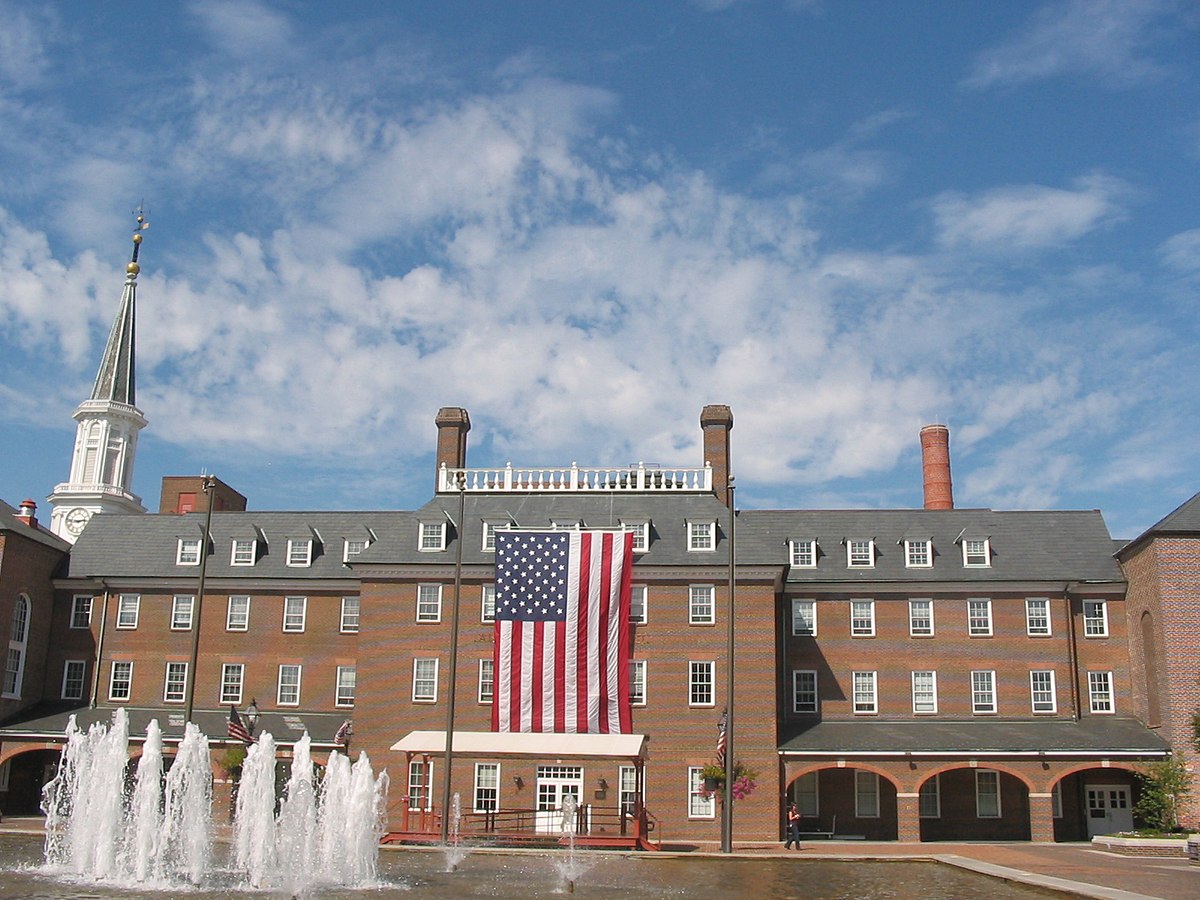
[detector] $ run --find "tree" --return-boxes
[1133,756,1192,833]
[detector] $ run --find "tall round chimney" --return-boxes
[920,424,953,510]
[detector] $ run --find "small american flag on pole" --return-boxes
[334,719,352,747]
[716,708,727,767]
[492,530,634,733]
[227,705,253,744]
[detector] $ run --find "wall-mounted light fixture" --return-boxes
[513,775,524,788]
[597,777,608,791]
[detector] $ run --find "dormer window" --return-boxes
[688,521,715,552]
[177,538,201,566]
[905,540,932,568]
[622,521,649,553]
[343,538,368,562]
[847,539,875,568]
[287,538,313,567]
[963,538,991,567]
[419,521,447,552]
[790,540,817,568]
[231,539,257,567]
[482,521,511,552]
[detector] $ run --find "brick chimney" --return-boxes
[919,424,953,510]
[700,404,734,507]
[15,499,38,528]
[435,407,471,491]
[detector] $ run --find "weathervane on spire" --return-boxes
[128,203,150,277]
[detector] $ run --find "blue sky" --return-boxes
[1,0,1197,539]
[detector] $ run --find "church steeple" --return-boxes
[48,210,151,542]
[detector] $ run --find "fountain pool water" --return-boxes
[443,790,468,872]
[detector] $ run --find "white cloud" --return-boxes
[1158,228,1200,272]
[0,3,56,89]
[188,0,295,62]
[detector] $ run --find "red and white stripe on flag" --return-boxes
[491,529,634,734]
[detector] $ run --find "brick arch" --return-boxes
[0,741,62,769]
[1045,761,1144,791]
[785,762,903,793]
[915,762,1036,792]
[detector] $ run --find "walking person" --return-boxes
[784,802,801,850]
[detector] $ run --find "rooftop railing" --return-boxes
[438,462,712,494]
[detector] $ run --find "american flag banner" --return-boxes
[716,708,727,767]
[227,705,253,744]
[492,529,635,734]
[334,719,353,747]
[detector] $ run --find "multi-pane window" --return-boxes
[689,661,714,706]
[971,670,997,713]
[791,599,816,636]
[919,775,940,818]
[963,539,990,567]
[343,538,368,561]
[688,767,715,818]
[227,595,250,631]
[908,599,934,636]
[221,663,244,705]
[283,596,307,632]
[408,760,433,810]
[117,594,140,629]
[476,584,495,623]
[341,596,360,633]
[905,540,931,568]
[629,585,648,624]
[687,521,715,552]
[177,538,201,566]
[231,539,256,566]
[336,666,356,707]
[1025,598,1051,636]
[417,584,443,622]
[853,671,877,714]
[478,659,494,704]
[967,598,992,636]
[689,585,715,625]
[277,664,302,705]
[287,538,313,567]
[481,522,501,552]
[3,597,26,699]
[794,771,818,816]
[171,595,194,630]
[630,660,647,706]
[850,600,875,636]
[623,521,649,552]
[855,771,880,817]
[976,770,1001,817]
[1088,671,1114,713]
[419,522,446,552]
[62,660,87,700]
[70,596,93,629]
[912,671,938,714]
[474,763,500,812]
[413,658,438,702]
[1083,601,1109,637]
[847,540,874,567]
[619,766,639,818]
[789,540,817,568]
[1030,670,1056,713]
[109,661,133,701]
[792,670,818,714]
[164,662,188,703]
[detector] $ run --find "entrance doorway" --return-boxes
[1085,784,1133,837]
[535,765,584,834]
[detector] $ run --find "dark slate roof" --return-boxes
[1117,490,1200,559]
[778,717,1168,755]
[0,498,70,553]
[0,702,346,746]
[737,508,1123,585]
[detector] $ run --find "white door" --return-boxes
[535,765,584,834]
[1085,784,1133,836]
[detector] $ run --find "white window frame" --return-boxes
[687,520,715,552]
[919,775,941,818]
[419,521,447,552]
[277,664,302,706]
[688,767,716,819]
[852,670,877,714]
[791,599,816,636]
[850,599,875,637]
[792,669,818,714]
[171,595,194,631]
[480,585,496,623]
[619,765,641,818]
[70,595,93,629]
[629,585,648,624]
[286,538,313,567]
[1030,669,1057,714]
[794,770,819,816]
[478,659,494,704]
[971,669,997,714]
[176,538,201,566]
[1088,671,1114,713]
[630,659,647,706]
[1051,781,1063,818]
[109,660,133,701]
[417,583,443,623]
[912,670,938,714]
[335,665,356,707]
[408,759,434,811]
[689,660,714,707]
[343,538,368,562]
[963,538,991,567]
[221,663,244,705]
[283,595,307,633]
[847,539,875,568]
[163,661,188,703]
[789,539,817,568]
[62,660,87,700]
[622,520,649,553]
[967,598,992,636]
[341,595,360,633]
[976,769,1001,817]
[474,762,500,813]
[1083,600,1109,637]
[689,585,715,625]
[905,539,932,568]
[227,595,250,631]
[855,771,880,817]
[116,594,140,629]
[413,658,439,702]
[1025,597,1052,636]
[231,538,256,566]
[908,598,934,636]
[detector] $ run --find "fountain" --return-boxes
[41,709,388,892]
[444,790,468,872]
[553,793,592,893]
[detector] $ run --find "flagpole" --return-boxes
[721,477,736,853]
[439,474,467,843]
[184,475,215,726]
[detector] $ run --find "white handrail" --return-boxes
[438,462,712,493]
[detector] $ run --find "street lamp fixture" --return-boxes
[246,698,259,735]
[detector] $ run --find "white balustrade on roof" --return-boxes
[438,461,712,493]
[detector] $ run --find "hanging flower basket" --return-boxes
[699,762,758,800]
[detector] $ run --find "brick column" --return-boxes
[896,792,921,843]
[700,404,733,506]
[1029,792,1056,843]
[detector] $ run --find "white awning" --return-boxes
[391,730,648,760]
